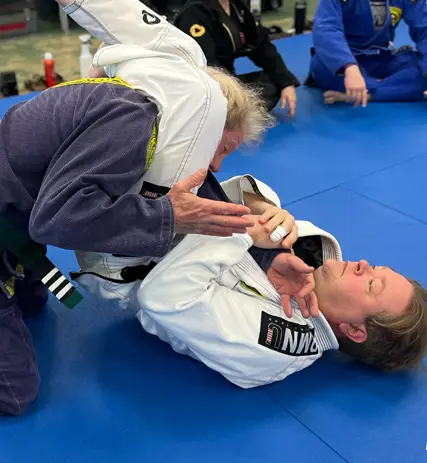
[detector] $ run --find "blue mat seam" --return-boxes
[284,151,427,208]
[339,150,427,188]
[341,185,427,226]
[284,185,341,207]
[262,390,350,463]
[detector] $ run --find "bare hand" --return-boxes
[167,169,254,237]
[258,207,297,249]
[280,86,297,117]
[267,253,319,319]
[89,65,107,78]
[245,215,283,248]
[344,65,368,107]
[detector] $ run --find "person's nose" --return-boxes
[354,259,370,276]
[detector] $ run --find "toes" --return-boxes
[323,90,336,98]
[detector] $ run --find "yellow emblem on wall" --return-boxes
[390,6,402,26]
[190,24,206,38]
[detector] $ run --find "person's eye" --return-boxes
[369,279,374,291]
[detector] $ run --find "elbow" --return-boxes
[28,217,50,245]
[312,24,329,45]
[29,210,66,248]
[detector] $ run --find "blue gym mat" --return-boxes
[1,27,426,463]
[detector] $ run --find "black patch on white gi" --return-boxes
[141,9,161,25]
[140,182,170,199]
[258,311,319,357]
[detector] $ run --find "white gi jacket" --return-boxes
[133,223,340,389]
[61,0,227,193]
[130,175,341,389]
[61,0,230,292]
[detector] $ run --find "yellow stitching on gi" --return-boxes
[54,76,157,172]
[390,6,402,26]
[240,281,267,299]
[4,263,24,298]
[54,76,132,89]
[190,24,206,38]
[145,120,158,171]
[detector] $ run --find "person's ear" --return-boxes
[338,322,368,343]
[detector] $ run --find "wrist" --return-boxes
[243,192,270,215]
[344,63,358,74]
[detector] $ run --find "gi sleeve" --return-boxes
[312,0,357,75]
[29,86,174,257]
[137,233,306,388]
[60,0,207,67]
[249,25,300,89]
[403,0,427,75]
[174,5,221,66]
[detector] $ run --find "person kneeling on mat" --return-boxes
[56,0,298,318]
[132,176,427,388]
[0,45,271,418]
[306,0,427,106]
[174,0,300,114]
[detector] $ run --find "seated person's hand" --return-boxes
[268,252,319,319]
[344,64,368,107]
[280,86,297,117]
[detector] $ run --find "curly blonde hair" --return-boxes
[203,66,276,145]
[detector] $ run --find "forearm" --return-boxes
[409,26,427,75]
[243,192,275,215]
[58,0,207,67]
[312,0,356,75]
[30,192,175,257]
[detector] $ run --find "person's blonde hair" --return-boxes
[339,278,427,371]
[203,66,276,145]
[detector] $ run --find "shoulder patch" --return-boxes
[258,311,319,357]
[389,6,402,26]
[190,24,206,37]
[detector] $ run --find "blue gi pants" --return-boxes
[0,254,47,416]
[311,50,425,102]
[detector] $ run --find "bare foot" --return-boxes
[323,90,353,105]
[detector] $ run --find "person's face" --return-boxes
[209,127,244,172]
[314,260,413,343]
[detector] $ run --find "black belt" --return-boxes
[0,216,82,309]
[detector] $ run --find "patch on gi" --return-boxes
[140,181,170,199]
[258,311,319,357]
[190,24,206,38]
[370,1,387,29]
[141,9,161,25]
[389,6,402,25]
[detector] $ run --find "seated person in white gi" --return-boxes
[133,176,427,388]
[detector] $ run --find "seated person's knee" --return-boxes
[0,302,41,416]
[0,367,40,416]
